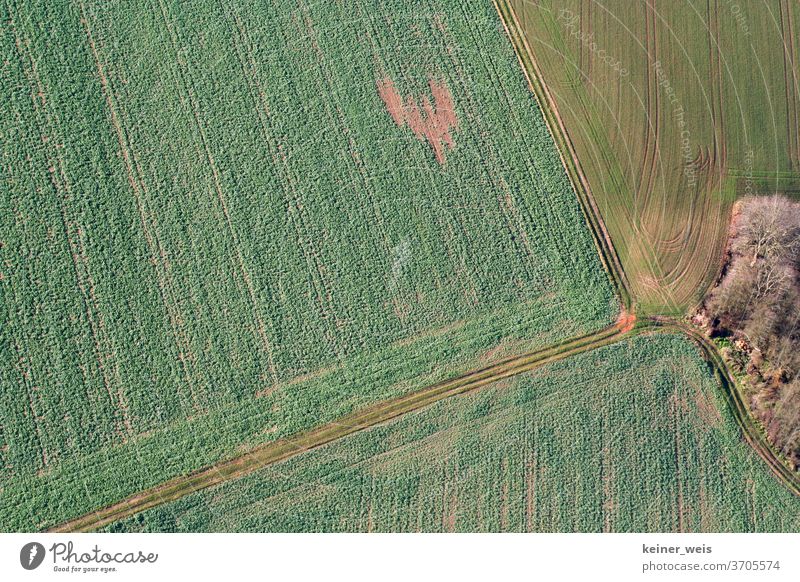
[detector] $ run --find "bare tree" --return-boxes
[733,195,800,266]
[769,378,800,466]
[704,195,800,469]
[754,256,793,299]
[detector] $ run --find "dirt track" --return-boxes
[49,1,800,533]
[50,322,635,532]
[50,313,800,532]
[667,320,800,498]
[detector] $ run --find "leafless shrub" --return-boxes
[763,378,800,469]
[732,195,800,266]
[704,195,800,469]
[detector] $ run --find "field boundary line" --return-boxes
[49,314,800,533]
[493,0,632,311]
[48,323,636,532]
[652,319,800,499]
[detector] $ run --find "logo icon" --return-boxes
[20,542,46,570]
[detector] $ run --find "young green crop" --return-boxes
[0,0,615,530]
[509,0,800,313]
[105,335,800,533]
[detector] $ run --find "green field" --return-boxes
[509,0,800,313]
[0,0,616,531]
[103,334,800,533]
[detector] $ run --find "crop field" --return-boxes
[0,0,617,531]
[507,0,800,313]
[102,334,800,533]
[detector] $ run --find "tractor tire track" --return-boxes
[6,0,130,440]
[78,3,204,416]
[154,0,281,383]
[493,0,632,310]
[49,322,636,532]
[779,0,800,167]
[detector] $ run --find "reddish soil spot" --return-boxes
[614,309,637,333]
[377,77,459,164]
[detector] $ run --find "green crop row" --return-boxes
[0,0,614,530]
[105,334,800,532]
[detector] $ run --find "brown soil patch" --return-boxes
[377,77,459,164]
[614,309,637,333]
